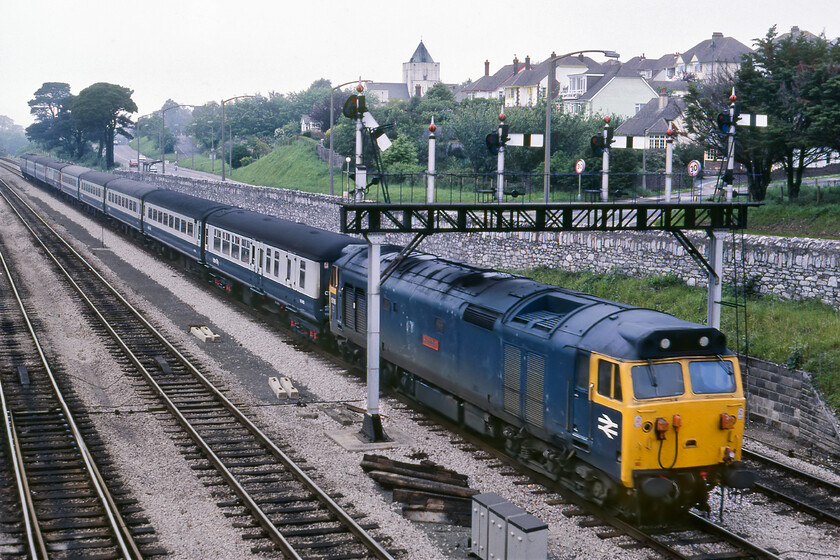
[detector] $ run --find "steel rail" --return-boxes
[0,369,46,559]
[0,216,142,560]
[688,512,785,560]
[3,167,394,559]
[744,449,840,525]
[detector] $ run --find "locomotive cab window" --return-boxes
[631,362,684,399]
[689,360,736,394]
[597,360,622,401]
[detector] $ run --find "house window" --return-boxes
[650,135,666,149]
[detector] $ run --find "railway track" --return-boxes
[392,400,788,560]
[743,448,840,525]
[0,170,397,558]
[0,226,160,558]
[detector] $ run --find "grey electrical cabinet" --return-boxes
[471,492,507,559]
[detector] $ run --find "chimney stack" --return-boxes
[513,56,519,74]
[525,55,531,69]
[485,59,490,77]
[658,88,668,110]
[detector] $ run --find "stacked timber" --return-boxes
[361,454,477,526]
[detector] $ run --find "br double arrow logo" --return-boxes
[597,413,618,439]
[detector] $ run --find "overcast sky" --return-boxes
[2,0,837,129]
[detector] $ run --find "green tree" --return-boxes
[381,132,418,169]
[448,99,501,172]
[0,116,27,156]
[72,83,137,168]
[739,27,834,198]
[25,82,79,155]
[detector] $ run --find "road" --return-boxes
[113,141,245,183]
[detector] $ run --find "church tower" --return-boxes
[402,41,441,97]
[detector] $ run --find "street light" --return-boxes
[228,123,233,177]
[329,79,372,196]
[161,104,197,174]
[135,112,157,173]
[221,94,258,181]
[543,49,620,201]
[209,121,215,173]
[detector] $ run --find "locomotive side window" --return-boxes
[299,261,306,287]
[574,353,590,390]
[631,363,684,399]
[689,360,735,394]
[597,360,622,401]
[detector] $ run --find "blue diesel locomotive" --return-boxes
[331,244,754,519]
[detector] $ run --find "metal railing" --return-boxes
[347,170,754,205]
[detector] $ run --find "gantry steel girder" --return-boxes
[339,201,760,235]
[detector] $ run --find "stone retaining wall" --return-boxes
[121,172,840,457]
[743,357,840,458]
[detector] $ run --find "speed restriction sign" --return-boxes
[575,159,586,174]
[687,160,701,177]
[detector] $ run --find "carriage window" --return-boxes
[632,362,684,399]
[181,219,187,233]
[241,240,250,263]
[222,233,230,254]
[299,261,306,287]
[273,252,279,277]
[231,236,240,260]
[597,360,622,401]
[174,217,180,230]
[213,230,221,252]
[187,223,193,236]
[689,360,736,394]
[286,258,292,281]
[168,215,174,228]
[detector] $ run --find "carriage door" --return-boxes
[570,351,593,449]
[256,247,265,290]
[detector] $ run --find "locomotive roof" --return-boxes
[79,170,120,186]
[207,208,364,262]
[342,246,727,359]
[144,189,231,219]
[106,178,160,198]
[60,165,93,178]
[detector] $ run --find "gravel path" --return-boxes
[3,172,839,559]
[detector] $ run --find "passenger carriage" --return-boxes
[77,171,117,211]
[58,165,91,199]
[103,178,159,231]
[142,190,229,262]
[204,208,363,336]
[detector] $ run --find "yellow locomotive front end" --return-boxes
[615,355,754,515]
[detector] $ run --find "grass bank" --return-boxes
[519,268,840,411]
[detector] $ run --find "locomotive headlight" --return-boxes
[659,338,671,350]
[699,336,710,347]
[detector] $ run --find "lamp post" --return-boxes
[329,79,372,196]
[161,104,197,174]
[228,123,233,177]
[135,112,156,173]
[209,121,215,174]
[543,49,620,201]
[221,94,258,181]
